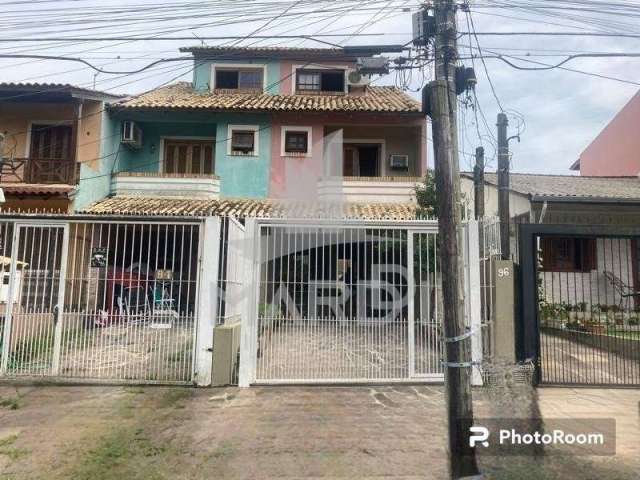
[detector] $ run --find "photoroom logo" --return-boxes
[469,426,490,448]
[466,419,616,456]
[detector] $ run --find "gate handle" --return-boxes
[53,305,59,323]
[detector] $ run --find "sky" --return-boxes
[1,0,639,175]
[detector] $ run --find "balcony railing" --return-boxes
[317,176,422,203]
[111,172,221,199]
[0,157,79,185]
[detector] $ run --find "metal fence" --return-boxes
[537,234,640,386]
[0,218,202,384]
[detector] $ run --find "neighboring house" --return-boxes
[461,172,640,313]
[104,46,428,204]
[0,83,122,212]
[572,89,640,176]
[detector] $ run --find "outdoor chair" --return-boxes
[603,271,640,313]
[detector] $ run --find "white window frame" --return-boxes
[159,136,216,174]
[227,124,260,157]
[281,126,313,158]
[291,64,348,95]
[211,63,267,91]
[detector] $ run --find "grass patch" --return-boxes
[70,427,168,480]
[0,396,21,410]
[0,434,30,461]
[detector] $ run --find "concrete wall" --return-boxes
[460,176,532,221]
[579,90,640,176]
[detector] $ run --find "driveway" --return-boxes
[0,384,638,479]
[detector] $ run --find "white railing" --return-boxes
[317,176,422,203]
[112,172,221,199]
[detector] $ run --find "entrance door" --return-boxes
[342,144,380,177]
[164,140,215,175]
[28,124,74,183]
[0,224,68,376]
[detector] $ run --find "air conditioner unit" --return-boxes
[389,154,409,170]
[121,120,143,149]
[347,70,370,87]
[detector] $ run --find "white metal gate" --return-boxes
[0,218,202,384]
[240,219,478,384]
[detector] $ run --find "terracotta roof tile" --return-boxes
[113,82,421,114]
[82,196,418,220]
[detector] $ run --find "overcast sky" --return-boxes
[2,0,638,175]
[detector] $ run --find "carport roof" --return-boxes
[82,196,419,220]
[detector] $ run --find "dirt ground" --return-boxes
[0,384,638,480]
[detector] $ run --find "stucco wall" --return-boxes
[74,109,119,210]
[0,103,77,157]
[215,114,271,198]
[579,90,640,176]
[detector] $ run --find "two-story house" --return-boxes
[0,83,122,212]
[572,89,640,176]
[101,45,427,205]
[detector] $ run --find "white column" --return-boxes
[238,218,258,387]
[466,220,484,386]
[194,217,221,386]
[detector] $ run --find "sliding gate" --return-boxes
[0,218,202,384]
[248,219,473,384]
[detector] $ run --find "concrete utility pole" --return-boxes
[429,1,481,478]
[497,113,510,260]
[473,147,485,220]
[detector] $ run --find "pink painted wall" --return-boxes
[269,112,428,199]
[580,90,640,176]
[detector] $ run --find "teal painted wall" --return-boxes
[109,112,272,199]
[214,114,271,198]
[192,59,280,95]
[73,111,121,210]
[119,121,218,173]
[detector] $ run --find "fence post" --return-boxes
[238,218,258,387]
[194,217,221,386]
[466,220,484,386]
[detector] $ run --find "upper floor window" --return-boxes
[296,69,345,93]
[228,125,259,156]
[214,67,263,91]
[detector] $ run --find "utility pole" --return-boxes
[497,113,510,260]
[473,147,485,220]
[429,1,481,478]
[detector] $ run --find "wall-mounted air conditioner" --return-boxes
[389,154,409,170]
[347,70,370,87]
[121,120,143,149]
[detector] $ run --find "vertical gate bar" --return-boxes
[51,224,69,376]
[0,223,20,375]
[408,230,415,379]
